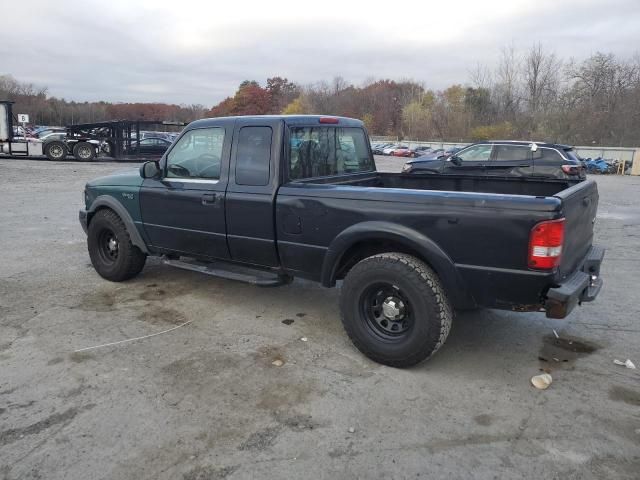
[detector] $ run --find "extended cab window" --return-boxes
[456,144,492,162]
[235,126,272,186]
[493,145,530,161]
[289,127,374,180]
[166,127,224,179]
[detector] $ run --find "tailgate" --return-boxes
[554,180,599,279]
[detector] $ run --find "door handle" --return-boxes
[201,193,217,205]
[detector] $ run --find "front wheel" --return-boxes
[87,209,146,281]
[339,253,452,368]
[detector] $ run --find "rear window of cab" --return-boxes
[289,127,374,180]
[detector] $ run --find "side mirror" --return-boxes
[449,155,462,166]
[140,160,160,179]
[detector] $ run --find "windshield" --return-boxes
[289,126,374,179]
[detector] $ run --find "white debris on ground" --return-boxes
[531,373,553,390]
[613,359,636,369]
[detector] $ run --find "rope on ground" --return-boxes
[73,320,193,353]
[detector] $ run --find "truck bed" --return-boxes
[277,172,598,309]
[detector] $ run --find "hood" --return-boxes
[86,168,143,188]
[407,158,444,172]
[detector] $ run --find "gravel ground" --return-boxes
[1,158,639,479]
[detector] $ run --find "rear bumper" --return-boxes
[545,245,605,319]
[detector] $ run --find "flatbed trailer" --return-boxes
[0,100,186,162]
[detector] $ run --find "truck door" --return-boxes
[139,125,231,259]
[486,144,534,177]
[225,119,283,267]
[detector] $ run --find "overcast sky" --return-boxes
[2,0,639,106]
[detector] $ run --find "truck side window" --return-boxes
[166,127,224,179]
[235,126,272,186]
[289,126,374,180]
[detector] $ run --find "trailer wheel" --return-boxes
[44,141,68,161]
[339,253,453,368]
[73,142,96,161]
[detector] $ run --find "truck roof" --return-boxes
[188,115,364,129]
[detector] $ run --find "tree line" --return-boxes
[2,45,639,146]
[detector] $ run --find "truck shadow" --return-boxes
[131,262,592,376]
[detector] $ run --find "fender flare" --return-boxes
[320,221,472,307]
[87,195,149,254]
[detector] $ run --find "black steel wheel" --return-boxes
[88,209,146,281]
[340,253,453,368]
[96,228,120,266]
[361,283,412,339]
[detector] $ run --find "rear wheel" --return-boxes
[87,209,146,281]
[44,141,67,161]
[339,253,452,368]
[73,142,96,161]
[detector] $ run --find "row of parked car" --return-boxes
[373,140,589,182]
[371,142,463,159]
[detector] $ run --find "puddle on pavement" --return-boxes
[609,386,640,406]
[538,334,600,370]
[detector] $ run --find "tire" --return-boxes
[73,142,96,161]
[44,141,67,161]
[339,253,452,368]
[87,209,146,281]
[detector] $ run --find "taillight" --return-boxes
[561,164,579,175]
[528,218,565,269]
[319,117,339,124]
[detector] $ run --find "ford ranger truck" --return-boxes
[79,115,604,367]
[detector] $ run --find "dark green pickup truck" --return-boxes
[80,115,604,367]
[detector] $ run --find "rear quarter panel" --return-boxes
[276,183,562,308]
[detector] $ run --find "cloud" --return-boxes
[1,0,638,105]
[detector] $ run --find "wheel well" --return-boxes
[87,206,116,225]
[334,240,434,282]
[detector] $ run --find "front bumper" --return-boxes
[79,209,88,234]
[545,245,605,319]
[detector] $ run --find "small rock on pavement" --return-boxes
[300,337,308,342]
[348,427,355,433]
[272,359,284,367]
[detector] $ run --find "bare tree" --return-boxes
[522,43,561,115]
[494,45,521,120]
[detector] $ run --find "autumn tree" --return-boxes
[266,77,299,113]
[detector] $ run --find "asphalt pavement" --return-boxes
[1,158,639,479]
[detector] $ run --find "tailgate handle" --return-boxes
[582,197,591,207]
